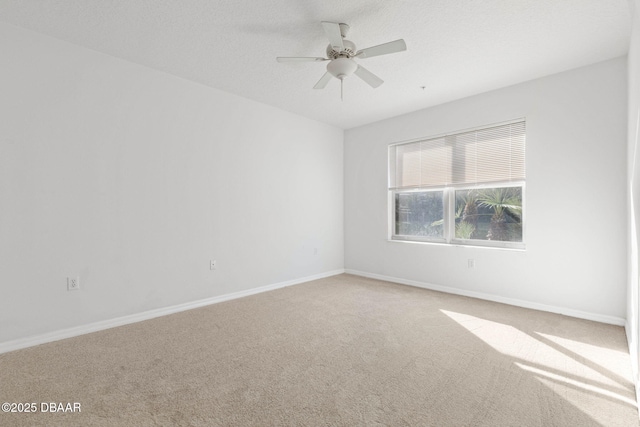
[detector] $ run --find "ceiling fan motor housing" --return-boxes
[326,39,356,59]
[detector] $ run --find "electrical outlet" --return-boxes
[210,260,217,270]
[468,259,475,269]
[67,277,80,291]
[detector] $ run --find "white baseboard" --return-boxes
[0,269,345,355]
[345,269,626,326]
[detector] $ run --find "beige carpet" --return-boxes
[0,274,637,426]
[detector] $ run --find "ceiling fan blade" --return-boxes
[354,65,383,88]
[277,57,328,63]
[356,39,407,59]
[321,21,344,51]
[313,72,333,89]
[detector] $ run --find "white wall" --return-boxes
[627,0,640,390]
[0,23,344,345]
[345,57,628,321]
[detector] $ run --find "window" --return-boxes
[389,120,525,248]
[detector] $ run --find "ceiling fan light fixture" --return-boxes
[327,57,357,79]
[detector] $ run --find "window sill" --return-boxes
[388,238,526,252]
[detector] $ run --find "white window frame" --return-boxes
[390,183,525,249]
[449,182,525,249]
[391,188,447,244]
[388,120,526,250]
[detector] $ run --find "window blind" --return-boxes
[389,120,525,190]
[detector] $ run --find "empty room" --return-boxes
[2,0,640,426]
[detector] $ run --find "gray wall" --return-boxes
[0,23,344,345]
[345,57,627,322]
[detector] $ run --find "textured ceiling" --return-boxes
[0,0,632,129]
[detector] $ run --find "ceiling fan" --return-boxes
[276,22,407,99]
